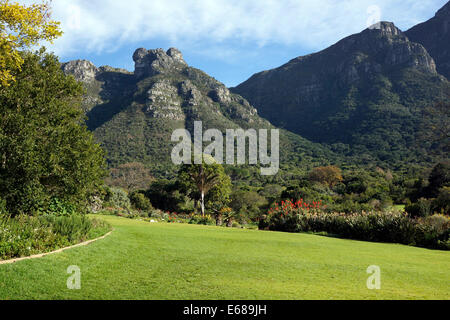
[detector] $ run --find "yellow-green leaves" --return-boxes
[0,0,62,86]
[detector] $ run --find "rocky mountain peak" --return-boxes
[232,18,447,163]
[405,1,450,79]
[340,21,437,74]
[133,47,187,78]
[61,60,98,82]
[366,21,402,37]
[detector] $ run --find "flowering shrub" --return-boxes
[188,214,216,226]
[260,199,449,250]
[167,212,179,223]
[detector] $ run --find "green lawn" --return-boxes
[0,215,449,300]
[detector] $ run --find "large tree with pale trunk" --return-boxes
[177,155,231,217]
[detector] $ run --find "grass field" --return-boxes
[0,215,449,300]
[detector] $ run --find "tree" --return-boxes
[129,191,153,211]
[106,162,154,192]
[178,155,231,217]
[0,0,62,87]
[145,179,193,213]
[419,89,450,154]
[259,184,284,204]
[230,190,267,222]
[426,162,450,198]
[308,166,343,188]
[433,187,450,214]
[0,49,106,215]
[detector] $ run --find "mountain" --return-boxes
[232,22,449,165]
[406,1,450,79]
[62,48,343,179]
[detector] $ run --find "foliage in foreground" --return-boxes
[0,214,111,260]
[260,200,450,250]
[0,50,106,215]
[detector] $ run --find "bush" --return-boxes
[188,215,216,226]
[130,192,153,211]
[0,214,111,260]
[405,198,433,218]
[149,209,164,219]
[433,187,450,214]
[104,187,131,209]
[0,50,106,216]
[44,198,78,217]
[0,198,7,216]
[421,214,450,233]
[261,199,449,250]
[327,199,374,213]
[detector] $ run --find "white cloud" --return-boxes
[18,0,447,57]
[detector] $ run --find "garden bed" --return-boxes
[0,214,112,261]
[260,200,450,250]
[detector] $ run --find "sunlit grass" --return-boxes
[0,215,448,300]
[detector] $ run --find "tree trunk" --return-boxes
[227,217,233,228]
[201,191,205,217]
[216,214,223,226]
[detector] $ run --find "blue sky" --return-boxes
[21,0,449,87]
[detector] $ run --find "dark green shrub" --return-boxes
[425,162,450,198]
[0,50,106,216]
[0,198,7,216]
[130,192,153,211]
[432,187,450,214]
[405,198,433,218]
[45,198,78,217]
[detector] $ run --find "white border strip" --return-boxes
[0,230,113,265]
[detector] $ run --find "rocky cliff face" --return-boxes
[61,60,99,82]
[406,1,450,79]
[62,47,260,124]
[232,21,448,163]
[62,60,134,112]
[133,47,187,78]
[62,48,336,176]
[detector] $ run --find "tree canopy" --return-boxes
[0,49,106,215]
[308,166,343,188]
[0,0,62,86]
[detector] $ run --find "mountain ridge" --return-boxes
[62,48,343,179]
[405,1,450,79]
[232,20,449,165]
